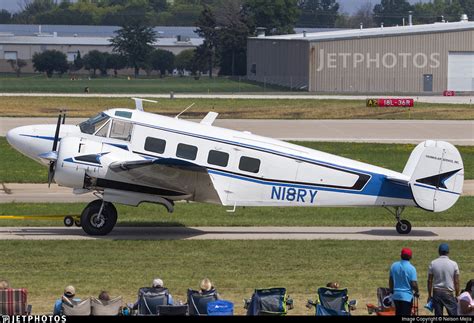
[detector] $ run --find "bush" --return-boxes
[32,50,68,77]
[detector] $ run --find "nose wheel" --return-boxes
[384,206,412,235]
[80,199,117,236]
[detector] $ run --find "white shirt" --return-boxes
[428,255,459,291]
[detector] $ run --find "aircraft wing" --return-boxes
[108,158,222,204]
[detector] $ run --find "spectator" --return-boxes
[458,280,474,316]
[199,278,220,299]
[427,243,460,316]
[389,248,419,316]
[53,285,80,315]
[326,282,340,289]
[132,278,173,310]
[98,291,111,302]
[0,279,9,289]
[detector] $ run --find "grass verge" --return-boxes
[1,138,472,183]
[2,240,473,315]
[0,197,472,227]
[0,96,472,119]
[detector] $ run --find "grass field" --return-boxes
[0,96,473,119]
[1,138,472,183]
[2,240,473,315]
[0,75,282,94]
[0,197,472,227]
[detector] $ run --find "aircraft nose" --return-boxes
[6,126,23,149]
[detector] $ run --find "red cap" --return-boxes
[401,248,412,258]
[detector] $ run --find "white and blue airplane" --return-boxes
[6,99,464,236]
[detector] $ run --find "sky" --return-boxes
[0,0,432,14]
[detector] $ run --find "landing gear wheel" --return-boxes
[80,199,117,236]
[396,220,412,234]
[74,219,81,227]
[63,216,74,227]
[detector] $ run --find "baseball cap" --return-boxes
[64,285,76,297]
[439,243,449,254]
[401,248,412,258]
[152,278,163,288]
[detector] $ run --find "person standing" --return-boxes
[427,243,460,316]
[389,247,419,316]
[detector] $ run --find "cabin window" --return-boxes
[239,156,260,173]
[144,137,166,154]
[109,119,133,141]
[115,111,132,119]
[176,143,197,160]
[208,150,229,167]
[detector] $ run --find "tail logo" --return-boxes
[415,169,462,189]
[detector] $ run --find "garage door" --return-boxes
[448,52,474,91]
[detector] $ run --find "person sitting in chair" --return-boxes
[0,279,9,289]
[132,278,174,311]
[98,291,111,302]
[199,278,220,299]
[327,282,340,289]
[53,285,81,315]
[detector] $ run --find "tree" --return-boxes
[0,9,12,23]
[336,2,375,28]
[8,59,27,77]
[175,49,195,75]
[244,0,300,35]
[32,50,68,77]
[149,49,175,76]
[83,50,108,77]
[459,0,474,20]
[195,5,219,78]
[373,0,413,26]
[298,0,340,28]
[107,53,127,77]
[413,0,464,24]
[111,23,157,78]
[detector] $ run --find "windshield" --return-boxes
[79,113,110,135]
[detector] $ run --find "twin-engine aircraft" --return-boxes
[6,99,464,236]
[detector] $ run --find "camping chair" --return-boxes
[0,288,32,315]
[156,305,188,316]
[366,287,396,316]
[187,288,219,315]
[91,296,123,316]
[136,287,171,315]
[207,300,234,316]
[306,287,357,316]
[244,287,294,316]
[61,297,91,316]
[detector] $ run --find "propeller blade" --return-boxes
[52,113,62,152]
[38,151,58,162]
[62,111,66,125]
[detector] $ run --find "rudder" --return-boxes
[403,140,464,212]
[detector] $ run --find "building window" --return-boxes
[208,150,229,167]
[176,143,198,160]
[67,52,78,62]
[239,156,260,173]
[4,51,17,60]
[144,137,166,154]
[109,119,133,141]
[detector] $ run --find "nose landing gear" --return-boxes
[384,206,412,234]
[80,199,117,236]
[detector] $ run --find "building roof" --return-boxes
[253,21,474,42]
[0,35,203,47]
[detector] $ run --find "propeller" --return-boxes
[47,111,66,187]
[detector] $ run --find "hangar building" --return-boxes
[247,18,474,93]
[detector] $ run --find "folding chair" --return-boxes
[187,288,219,315]
[61,297,91,316]
[91,296,123,316]
[0,288,32,315]
[307,287,357,316]
[244,287,294,316]
[136,287,170,315]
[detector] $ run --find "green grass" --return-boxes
[2,240,473,315]
[0,75,279,94]
[0,96,472,119]
[0,197,472,227]
[1,138,472,183]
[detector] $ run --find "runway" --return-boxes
[1,181,472,203]
[0,226,472,241]
[0,93,472,104]
[1,118,473,145]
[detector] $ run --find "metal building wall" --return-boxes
[309,29,474,93]
[247,39,309,90]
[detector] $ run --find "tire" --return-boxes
[74,219,81,227]
[396,219,412,234]
[63,216,74,227]
[80,199,117,236]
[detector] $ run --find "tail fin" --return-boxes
[403,140,464,212]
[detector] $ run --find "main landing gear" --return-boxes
[80,199,117,236]
[384,206,412,234]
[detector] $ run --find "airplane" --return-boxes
[6,98,464,236]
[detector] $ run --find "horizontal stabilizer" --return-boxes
[403,140,464,212]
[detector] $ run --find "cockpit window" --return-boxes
[79,113,110,135]
[94,120,110,137]
[109,119,133,141]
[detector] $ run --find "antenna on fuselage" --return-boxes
[175,103,195,119]
[131,98,157,111]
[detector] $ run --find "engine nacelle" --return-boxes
[55,136,102,189]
